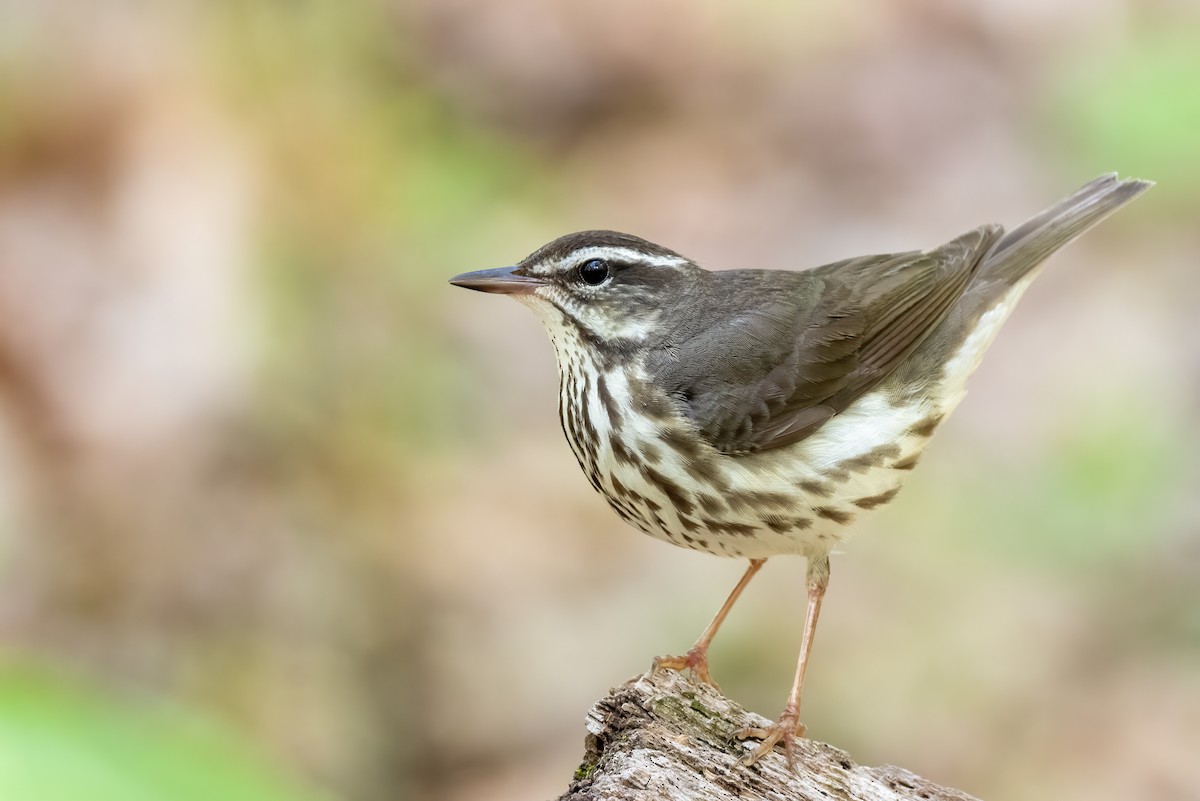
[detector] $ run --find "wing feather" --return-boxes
[650,225,1003,454]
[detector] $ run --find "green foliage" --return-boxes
[0,664,330,801]
[201,1,552,468]
[572,758,598,781]
[1043,21,1200,210]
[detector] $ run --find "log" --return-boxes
[558,669,981,801]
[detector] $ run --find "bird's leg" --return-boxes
[737,554,830,768]
[652,558,766,689]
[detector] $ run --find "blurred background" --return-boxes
[0,1,1197,800]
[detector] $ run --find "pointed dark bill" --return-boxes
[449,266,545,295]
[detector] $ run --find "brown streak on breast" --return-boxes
[852,487,901,509]
[638,440,663,465]
[796,478,832,497]
[628,375,676,420]
[610,433,640,466]
[578,374,599,461]
[701,519,757,536]
[727,489,794,512]
[815,506,854,525]
[596,373,621,430]
[659,426,702,458]
[836,443,903,474]
[640,463,694,516]
[696,493,725,516]
[764,516,792,534]
[907,413,945,438]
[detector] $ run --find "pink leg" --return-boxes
[653,558,766,688]
[737,554,829,767]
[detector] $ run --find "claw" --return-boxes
[649,560,765,692]
[651,645,719,689]
[736,706,806,768]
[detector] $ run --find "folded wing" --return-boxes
[652,226,1003,454]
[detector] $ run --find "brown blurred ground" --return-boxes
[0,2,1197,800]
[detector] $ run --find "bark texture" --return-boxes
[558,670,981,801]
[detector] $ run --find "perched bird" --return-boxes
[449,174,1151,766]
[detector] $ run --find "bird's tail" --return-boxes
[976,173,1153,290]
[915,173,1152,394]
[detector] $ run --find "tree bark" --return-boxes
[558,670,981,801]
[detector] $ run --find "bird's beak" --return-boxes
[449,266,545,295]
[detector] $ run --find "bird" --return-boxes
[448,173,1151,766]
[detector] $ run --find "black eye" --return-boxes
[578,258,610,286]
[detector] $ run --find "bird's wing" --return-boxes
[657,226,1003,454]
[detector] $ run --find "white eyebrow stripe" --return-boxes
[567,246,689,268]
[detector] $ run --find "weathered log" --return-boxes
[558,670,980,801]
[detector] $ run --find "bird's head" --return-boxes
[450,230,700,350]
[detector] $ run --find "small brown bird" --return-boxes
[450,174,1150,766]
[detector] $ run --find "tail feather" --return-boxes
[980,173,1153,286]
[909,173,1152,389]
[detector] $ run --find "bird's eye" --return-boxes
[578,258,610,286]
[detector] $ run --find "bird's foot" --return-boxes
[736,704,806,768]
[651,646,718,689]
